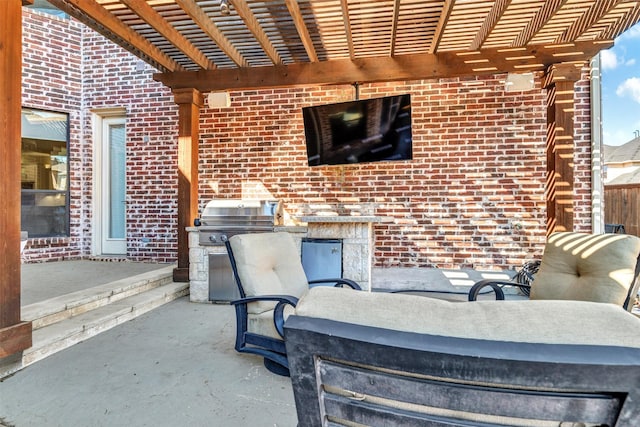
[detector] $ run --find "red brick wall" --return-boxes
[21,10,177,263]
[200,78,562,269]
[21,10,83,262]
[81,28,178,263]
[21,10,596,270]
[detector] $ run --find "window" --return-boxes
[21,108,70,237]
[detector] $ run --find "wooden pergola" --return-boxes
[2,0,640,362]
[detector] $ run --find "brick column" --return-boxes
[173,88,203,282]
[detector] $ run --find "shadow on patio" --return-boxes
[2,261,521,426]
[4,261,636,426]
[1,296,297,427]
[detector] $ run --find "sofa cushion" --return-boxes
[229,232,309,314]
[531,232,640,306]
[294,287,640,348]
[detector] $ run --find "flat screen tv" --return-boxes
[303,94,412,166]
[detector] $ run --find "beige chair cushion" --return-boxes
[294,287,640,348]
[229,232,309,315]
[530,232,640,306]
[247,305,296,339]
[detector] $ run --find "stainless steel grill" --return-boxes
[194,199,282,302]
[196,199,282,246]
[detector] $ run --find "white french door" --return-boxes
[99,117,127,255]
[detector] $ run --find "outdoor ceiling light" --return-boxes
[220,0,230,15]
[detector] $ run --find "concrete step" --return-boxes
[1,267,189,379]
[22,281,189,367]
[22,265,176,330]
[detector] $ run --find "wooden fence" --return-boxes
[604,184,640,237]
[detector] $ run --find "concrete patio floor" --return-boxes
[6,260,635,426]
[1,261,519,427]
[1,296,297,427]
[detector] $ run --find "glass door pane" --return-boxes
[100,117,126,255]
[108,124,126,239]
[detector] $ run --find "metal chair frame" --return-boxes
[224,238,361,375]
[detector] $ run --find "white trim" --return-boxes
[590,54,604,234]
[91,107,126,117]
[91,113,102,256]
[92,109,127,255]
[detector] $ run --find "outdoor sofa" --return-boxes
[285,287,640,426]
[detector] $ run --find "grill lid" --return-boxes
[199,199,282,227]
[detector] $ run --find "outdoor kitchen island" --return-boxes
[187,203,392,302]
[295,214,393,291]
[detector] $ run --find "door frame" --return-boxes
[91,107,127,256]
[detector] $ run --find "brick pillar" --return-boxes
[172,88,203,282]
[0,0,32,361]
[543,64,581,234]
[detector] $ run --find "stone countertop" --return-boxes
[297,215,393,223]
[188,226,308,232]
[274,225,308,233]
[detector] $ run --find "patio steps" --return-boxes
[7,266,189,376]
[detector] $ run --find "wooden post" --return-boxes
[543,64,581,234]
[172,88,203,282]
[0,0,32,361]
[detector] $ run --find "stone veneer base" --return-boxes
[188,217,391,302]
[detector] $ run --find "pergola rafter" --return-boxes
[470,0,513,51]
[120,0,216,70]
[175,0,248,67]
[513,0,569,47]
[231,0,283,65]
[285,0,318,62]
[47,0,183,72]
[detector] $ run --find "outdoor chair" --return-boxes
[468,231,640,312]
[225,231,361,376]
[285,287,640,426]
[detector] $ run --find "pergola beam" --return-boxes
[155,40,611,92]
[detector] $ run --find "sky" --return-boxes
[600,23,640,146]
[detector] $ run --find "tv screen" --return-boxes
[303,94,412,166]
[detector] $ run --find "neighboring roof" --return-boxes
[604,137,640,164]
[46,1,640,91]
[607,168,640,184]
[25,0,68,18]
